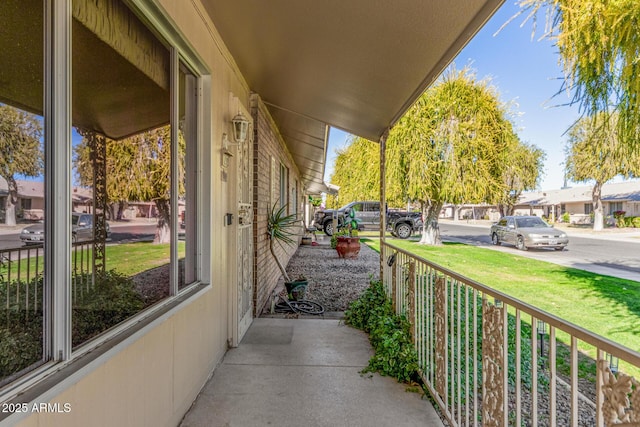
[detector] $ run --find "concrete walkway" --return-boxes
[179,318,444,427]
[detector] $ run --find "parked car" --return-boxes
[312,201,422,238]
[490,215,568,251]
[21,213,111,245]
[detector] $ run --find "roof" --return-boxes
[203,0,504,192]
[518,181,640,206]
[0,177,44,199]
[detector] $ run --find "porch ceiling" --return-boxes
[202,0,504,192]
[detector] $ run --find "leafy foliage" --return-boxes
[517,0,640,149]
[565,112,640,230]
[0,105,43,226]
[326,136,380,208]
[0,270,144,379]
[266,202,300,283]
[386,66,535,243]
[345,280,420,383]
[72,270,145,347]
[497,142,546,216]
[74,126,185,243]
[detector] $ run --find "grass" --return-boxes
[1,241,185,279]
[363,238,640,377]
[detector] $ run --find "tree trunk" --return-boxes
[4,177,19,226]
[269,237,291,283]
[116,201,126,220]
[453,205,460,221]
[153,199,171,243]
[592,181,604,232]
[419,202,443,245]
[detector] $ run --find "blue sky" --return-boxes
[325,1,631,191]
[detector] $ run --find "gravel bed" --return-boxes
[281,238,380,313]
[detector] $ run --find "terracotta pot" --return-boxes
[335,236,360,259]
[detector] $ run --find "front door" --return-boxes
[231,100,254,346]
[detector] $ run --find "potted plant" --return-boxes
[335,214,361,259]
[266,202,307,300]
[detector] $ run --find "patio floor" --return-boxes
[179,317,444,427]
[180,233,443,426]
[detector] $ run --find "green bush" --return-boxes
[633,217,640,228]
[1,269,145,380]
[0,313,43,379]
[561,212,570,223]
[72,270,145,346]
[345,280,420,383]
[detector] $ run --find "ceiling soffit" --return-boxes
[202,0,503,191]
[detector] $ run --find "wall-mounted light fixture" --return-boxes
[231,112,250,144]
[222,94,252,170]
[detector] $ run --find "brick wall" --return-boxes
[251,94,303,315]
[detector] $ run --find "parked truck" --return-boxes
[312,201,423,238]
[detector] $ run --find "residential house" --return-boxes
[0,178,45,221]
[515,180,640,223]
[441,180,640,223]
[0,1,506,426]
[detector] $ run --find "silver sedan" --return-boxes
[490,215,568,251]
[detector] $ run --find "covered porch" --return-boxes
[180,317,444,427]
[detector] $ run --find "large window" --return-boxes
[0,0,202,397]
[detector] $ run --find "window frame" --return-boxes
[279,163,288,210]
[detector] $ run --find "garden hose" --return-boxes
[274,298,325,315]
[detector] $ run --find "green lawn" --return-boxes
[2,241,184,279]
[364,238,640,373]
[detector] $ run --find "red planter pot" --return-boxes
[335,236,361,259]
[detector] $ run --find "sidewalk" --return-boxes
[179,318,444,427]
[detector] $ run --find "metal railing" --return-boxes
[381,241,640,427]
[1,241,96,318]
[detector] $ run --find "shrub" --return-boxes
[561,212,570,223]
[72,270,145,346]
[633,217,640,228]
[0,317,43,380]
[345,280,420,383]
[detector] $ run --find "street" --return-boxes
[0,221,157,250]
[438,221,640,281]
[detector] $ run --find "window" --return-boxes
[0,0,46,386]
[584,203,593,215]
[21,199,32,210]
[609,202,623,215]
[291,179,298,217]
[179,64,198,290]
[0,0,202,394]
[279,164,288,209]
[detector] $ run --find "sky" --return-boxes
[324,1,636,192]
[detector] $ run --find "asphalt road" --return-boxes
[438,221,640,282]
[0,222,157,250]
